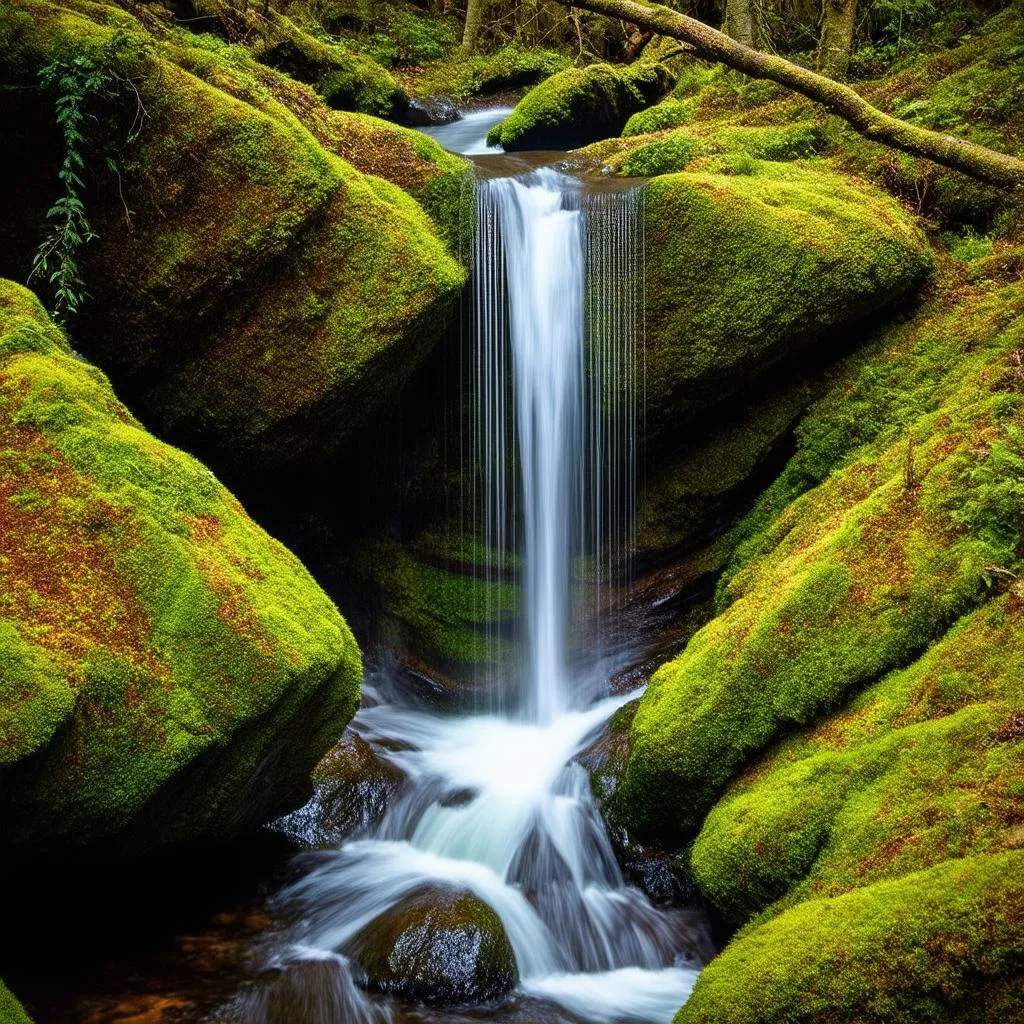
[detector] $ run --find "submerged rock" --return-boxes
[487,61,675,151]
[0,282,362,860]
[350,886,518,1005]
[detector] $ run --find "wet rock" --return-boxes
[314,734,405,840]
[402,97,461,127]
[237,955,376,1024]
[272,732,404,846]
[350,886,518,1005]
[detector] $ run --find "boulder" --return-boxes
[0,281,362,860]
[640,162,932,438]
[677,853,1024,1024]
[614,264,1024,851]
[350,886,518,1005]
[0,0,467,472]
[487,61,675,151]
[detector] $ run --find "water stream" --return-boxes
[243,142,709,1022]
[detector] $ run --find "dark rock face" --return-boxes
[350,886,518,1006]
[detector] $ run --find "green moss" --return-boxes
[637,381,811,558]
[404,43,570,104]
[619,267,1024,843]
[620,132,704,178]
[187,0,407,117]
[364,540,518,677]
[712,122,824,161]
[691,594,1024,929]
[0,983,31,1024]
[0,281,362,856]
[487,60,675,151]
[622,98,692,137]
[2,0,466,468]
[677,851,1024,1024]
[641,161,931,435]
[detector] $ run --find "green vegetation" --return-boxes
[619,266,1024,842]
[0,280,362,856]
[639,161,931,436]
[0,982,31,1024]
[622,97,691,136]
[362,538,519,682]
[487,60,675,150]
[0,0,467,469]
[678,851,1024,1024]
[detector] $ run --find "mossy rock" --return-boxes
[677,851,1024,1024]
[622,98,692,137]
[406,44,570,104]
[350,886,518,1005]
[360,538,519,685]
[641,162,932,436]
[487,60,675,151]
[691,594,1024,929]
[0,0,466,471]
[617,271,1024,844]
[275,731,404,845]
[0,281,362,859]
[637,379,811,559]
[188,0,408,118]
[0,984,31,1024]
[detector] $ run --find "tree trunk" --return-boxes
[819,0,857,79]
[724,0,755,47]
[547,0,1024,188]
[461,0,490,53]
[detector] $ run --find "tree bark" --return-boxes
[461,0,491,53]
[724,0,755,47]
[819,0,857,79]
[548,0,1024,188]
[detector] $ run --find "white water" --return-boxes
[420,106,513,155]
[264,170,703,1023]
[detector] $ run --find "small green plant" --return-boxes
[940,226,995,263]
[31,36,143,322]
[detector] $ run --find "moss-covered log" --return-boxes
[549,0,1024,188]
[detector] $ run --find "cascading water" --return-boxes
[251,164,708,1024]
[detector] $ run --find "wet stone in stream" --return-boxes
[350,885,519,1006]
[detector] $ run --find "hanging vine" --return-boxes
[30,35,146,323]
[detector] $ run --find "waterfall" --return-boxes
[470,169,644,720]
[261,166,705,1024]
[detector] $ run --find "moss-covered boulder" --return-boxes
[637,380,811,560]
[182,0,409,118]
[622,98,692,137]
[0,984,31,1024]
[486,60,675,151]
[616,268,1024,844]
[351,886,518,1005]
[0,281,362,859]
[0,0,466,471]
[678,851,1024,1024]
[641,162,931,436]
[360,537,519,687]
[691,593,1024,929]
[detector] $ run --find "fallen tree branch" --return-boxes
[555,0,1024,188]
